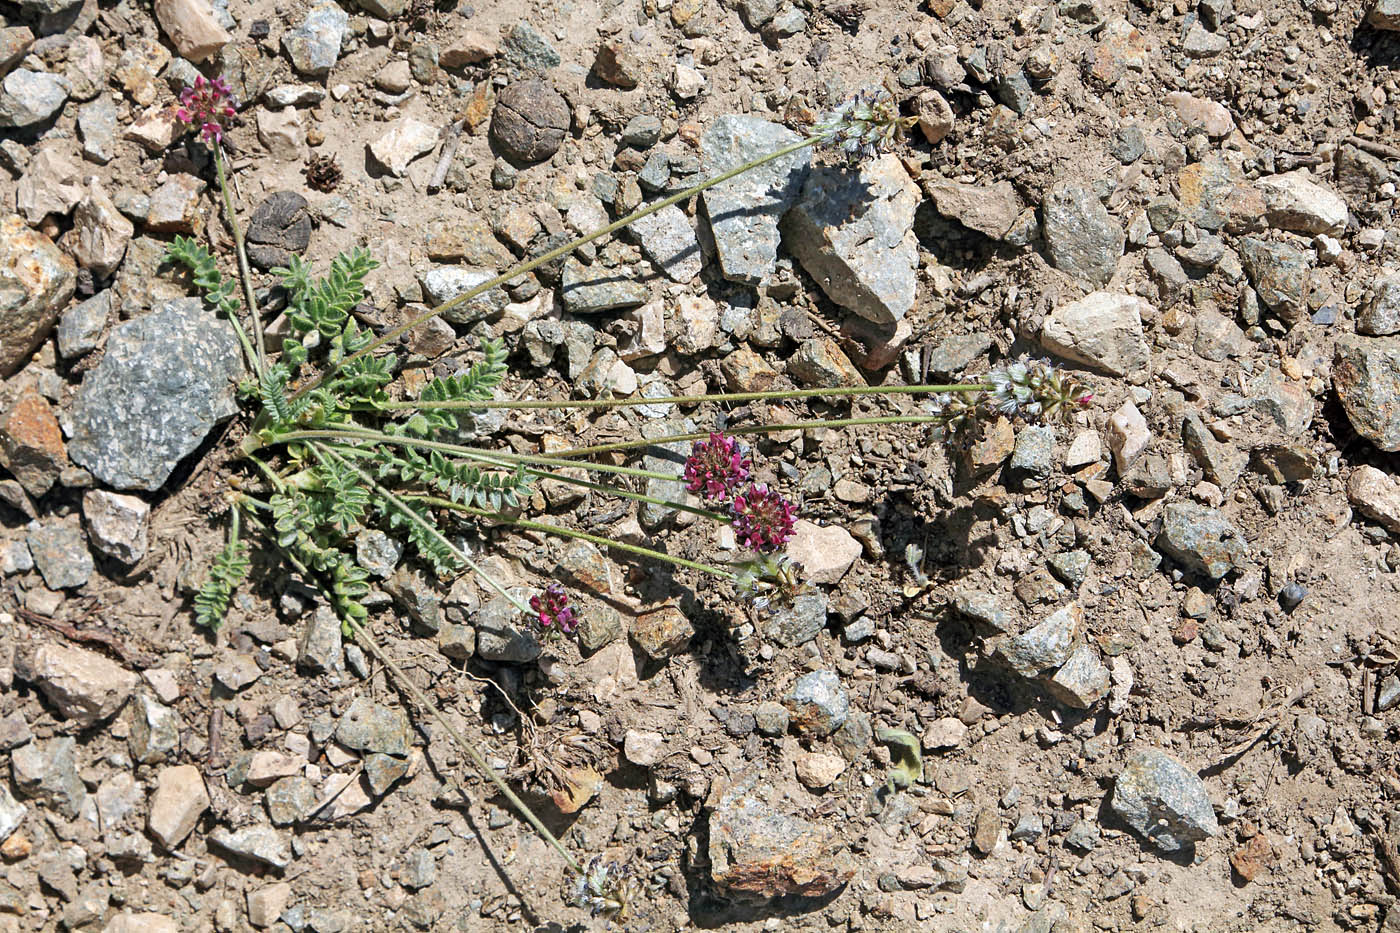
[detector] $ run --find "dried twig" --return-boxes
[16,607,155,668]
[1347,134,1400,161]
[429,118,467,192]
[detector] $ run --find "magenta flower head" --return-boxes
[684,432,751,502]
[177,75,237,145]
[530,583,577,635]
[730,483,797,553]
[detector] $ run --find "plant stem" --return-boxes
[267,429,678,483]
[213,145,266,373]
[415,495,738,580]
[344,614,583,875]
[310,443,530,615]
[386,383,993,412]
[550,414,942,459]
[292,130,832,402]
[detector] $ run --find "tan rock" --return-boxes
[124,104,179,152]
[366,117,438,177]
[153,0,232,63]
[25,642,138,727]
[1348,465,1400,533]
[147,765,209,849]
[247,883,292,928]
[68,179,133,278]
[145,174,206,234]
[256,107,305,162]
[16,146,84,225]
[104,913,180,933]
[440,30,498,68]
[794,752,846,789]
[787,520,862,584]
[246,752,305,788]
[1108,400,1150,474]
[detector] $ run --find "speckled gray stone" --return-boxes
[474,596,541,662]
[1110,748,1218,851]
[559,258,649,313]
[629,205,702,283]
[26,525,92,590]
[418,266,508,324]
[1335,335,1400,452]
[208,825,292,870]
[701,115,811,285]
[0,69,68,129]
[66,298,242,491]
[782,670,848,737]
[1240,237,1310,326]
[1360,272,1400,337]
[760,592,828,647]
[56,290,109,359]
[336,696,411,757]
[1041,182,1124,287]
[782,154,919,324]
[992,603,1082,678]
[1156,503,1247,579]
[281,2,347,77]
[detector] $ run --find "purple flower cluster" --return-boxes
[684,432,796,553]
[683,432,751,501]
[177,75,236,145]
[530,583,577,635]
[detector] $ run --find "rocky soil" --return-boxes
[2,0,1400,929]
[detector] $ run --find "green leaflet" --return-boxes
[876,728,923,789]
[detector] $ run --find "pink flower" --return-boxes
[730,483,796,553]
[684,433,751,502]
[530,583,577,635]
[177,75,237,145]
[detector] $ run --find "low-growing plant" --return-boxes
[167,78,1091,917]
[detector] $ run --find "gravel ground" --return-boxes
[3,0,1400,930]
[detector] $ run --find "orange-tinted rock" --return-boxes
[0,389,67,497]
[0,215,77,377]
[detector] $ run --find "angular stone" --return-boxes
[1254,170,1348,236]
[701,115,811,284]
[708,773,856,897]
[560,257,649,313]
[246,751,304,787]
[256,107,305,162]
[1348,465,1400,532]
[783,670,848,737]
[56,290,109,359]
[297,605,343,673]
[1157,503,1247,579]
[366,117,437,178]
[1370,0,1400,28]
[0,389,66,497]
[264,775,316,825]
[13,736,86,819]
[1110,748,1218,851]
[721,345,779,391]
[631,604,694,660]
[282,2,347,77]
[1044,644,1110,708]
[67,298,242,491]
[1164,91,1233,137]
[24,640,139,729]
[154,0,231,63]
[787,520,861,584]
[68,179,132,278]
[1108,400,1150,474]
[760,591,827,648]
[922,177,1023,240]
[992,604,1082,678]
[145,174,207,234]
[0,69,67,128]
[424,214,511,267]
[1360,272,1400,337]
[17,146,83,224]
[1334,336,1400,452]
[208,825,292,870]
[783,154,919,324]
[1041,292,1151,382]
[127,693,181,764]
[1240,237,1310,326]
[147,765,209,849]
[337,697,411,757]
[440,29,498,68]
[501,21,560,71]
[789,336,863,388]
[1041,182,1124,286]
[629,205,701,283]
[247,883,292,929]
[0,214,76,377]
[0,784,26,845]
[795,752,845,789]
[419,265,508,323]
[1182,415,1245,487]
[475,597,541,662]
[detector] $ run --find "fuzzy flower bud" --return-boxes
[529,583,577,635]
[730,483,797,553]
[683,432,751,502]
[810,87,916,164]
[987,359,1093,422]
[177,75,237,145]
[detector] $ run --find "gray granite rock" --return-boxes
[336,697,411,757]
[1110,748,1218,851]
[1044,644,1110,708]
[560,258,649,313]
[701,115,811,284]
[128,693,181,764]
[281,2,346,77]
[782,154,919,324]
[418,266,507,323]
[1041,182,1124,286]
[56,290,109,359]
[208,825,292,870]
[629,205,701,283]
[1334,335,1400,451]
[26,525,93,589]
[992,603,1082,678]
[11,736,86,819]
[297,605,343,673]
[1239,237,1310,326]
[759,592,827,647]
[0,785,25,845]
[1360,272,1400,337]
[501,22,560,71]
[782,670,848,737]
[0,69,67,128]
[1156,503,1247,579]
[265,775,316,825]
[77,95,117,164]
[66,298,242,491]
